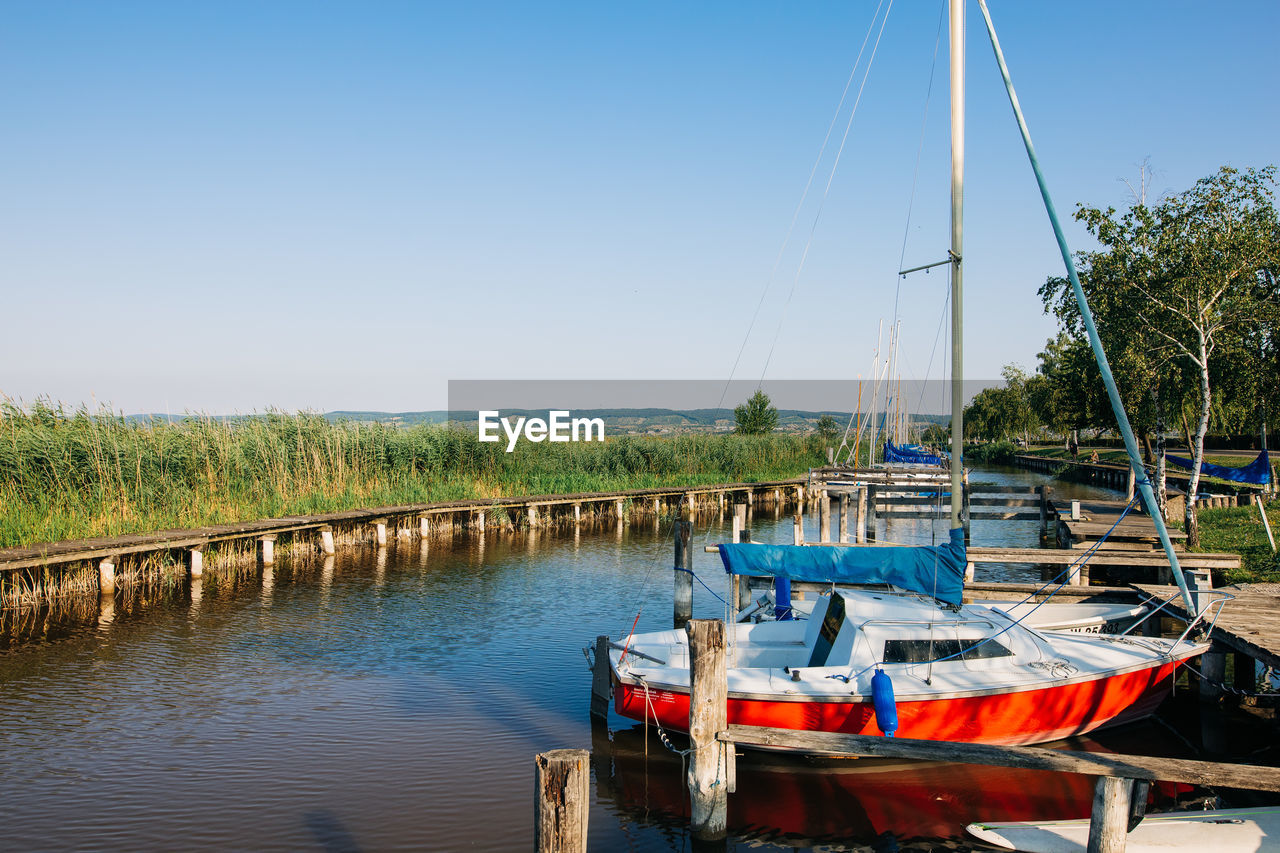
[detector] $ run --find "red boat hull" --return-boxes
[615,660,1181,746]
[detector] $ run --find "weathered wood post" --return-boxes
[419,514,431,538]
[819,489,831,543]
[528,504,540,528]
[733,503,747,541]
[856,484,868,544]
[189,548,203,579]
[866,484,878,542]
[686,619,730,840]
[793,517,803,546]
[572,503,581,525]
[372,518,387,546]
[475,510,486,533]
[319,525,336,556]
[838,494,850,543]
[259,535,276,565]
[1126,467,1136,504]
[98,557,117,597]
[674,520,694,629]
[615,499,624,521]
[1086,776,1132,853]
[1201,641,1227,703]
[653,497,661,516]
[590,634,612,719]
[534,749,589,853]
[1234,651,1257,692]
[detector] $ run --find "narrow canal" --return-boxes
[0,468,1269,851]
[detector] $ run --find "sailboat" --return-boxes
[599,0,1218,748]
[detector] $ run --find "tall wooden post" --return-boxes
[674,520,694,629]
[866,484,878,542]
[419,514,431,538]
[1086,776,1132,853]
[189,548,203,579]
[838,494,850,543]
[372,519,387,546]
[1201,641,1227,703]
[686,619,729,840]
[535,749,589,853]
[819,490,831,543]
[856,484,868,543]
[590,634,612,719]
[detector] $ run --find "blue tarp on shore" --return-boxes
[1167,449,1271,485]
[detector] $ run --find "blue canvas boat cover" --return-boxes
[1167,449,1271,485]
[884,441,946,466]
[717,528,967,605]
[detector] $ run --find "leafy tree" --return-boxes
[734,390,779,435]
[814,414,840,445]
[1040,165,1280,545]
[963,365,1041,443]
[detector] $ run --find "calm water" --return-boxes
[0,468,1265,851]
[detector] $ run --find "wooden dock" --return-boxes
[0,478,808,602]
[1133,582,1280,674]
[1051,499,1188,551]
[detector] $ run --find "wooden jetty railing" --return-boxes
[559,618,1280,853]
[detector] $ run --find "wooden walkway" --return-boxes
[1051,499,1188,551]
[0,478,806,574]
[1133,582,1280,672]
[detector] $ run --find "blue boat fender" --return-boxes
[871,668,898,737]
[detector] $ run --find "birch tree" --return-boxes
[1044,166,1279,546]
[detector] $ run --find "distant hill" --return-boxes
[122,408,948,434]
[321,408,949,435]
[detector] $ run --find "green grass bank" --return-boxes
[0,402,828,548]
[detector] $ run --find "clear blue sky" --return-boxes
[2,1,1276,414]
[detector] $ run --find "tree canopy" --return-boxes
[733,390,779,435]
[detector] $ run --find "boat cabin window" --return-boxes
[882,637,1012,664]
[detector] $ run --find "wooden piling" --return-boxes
[98,557,116,597]
[528,504,540,528]
[866,484,878,542]
[1201,641,1227,703]
[838,494,849,543]
[733,504,746,541]
[1038,485,1052,536]
[319,526,335,555]
[590,634,612,719]
[259,535,276,565]
[674,520,694,629]
[615,499,624,521]
[819,490,831,543]
[793,517,802,546]
[534,749,589,853]
[686,619,729,840]
[856,485,868,544]
[475,510,486,533]
[372,518,387,546]
[189,548,203,579]
[572,503,581,525]
[419,515,431,538]
[1086,776,1131,853]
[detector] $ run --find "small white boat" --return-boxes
[966,806,1280,852]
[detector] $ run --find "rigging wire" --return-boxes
[714,0,890,415]
[756,0,896,387]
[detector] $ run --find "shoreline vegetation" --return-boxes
[0,402,828,549]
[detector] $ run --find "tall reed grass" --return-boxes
[0,401,827,547]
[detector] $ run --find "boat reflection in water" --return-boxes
[591,720,1197,847]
